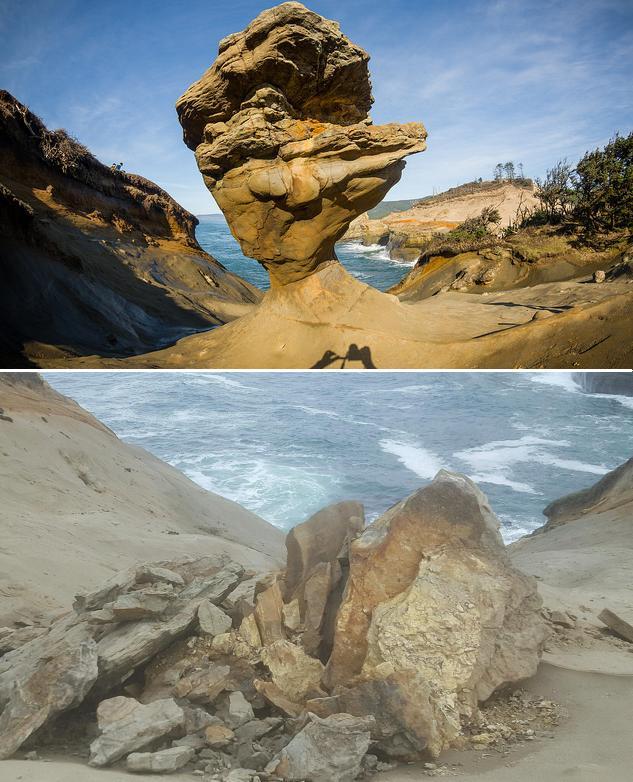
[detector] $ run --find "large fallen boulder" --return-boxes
[176,2,426,286]
[324,471,546,756]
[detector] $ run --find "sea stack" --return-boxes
[176,2,427,286]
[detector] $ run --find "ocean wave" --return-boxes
[529,372,579,392]
[587,392,633,411]
[185,373,257,391]
[380,439,445,480]
[184,460,335,530]
[337,241,415,266]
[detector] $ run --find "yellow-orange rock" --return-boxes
[324,471,547,757]
[176,2,426,286]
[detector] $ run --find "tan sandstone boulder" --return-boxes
[323,471,547,757]
[176,2,426,286]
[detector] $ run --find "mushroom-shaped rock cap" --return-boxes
[176,2,373,150]
[176,2,427,286]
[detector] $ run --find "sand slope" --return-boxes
[0,374,284,625]
[53,262,633,369]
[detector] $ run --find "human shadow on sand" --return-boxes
[311,344,377,369]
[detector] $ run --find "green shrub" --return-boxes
[574,133,633,231]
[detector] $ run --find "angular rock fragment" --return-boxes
[266,712,374,782]
[136,565,185,587]
[176,3,426,286]
[285,501,364,658]
[205,722,236,748]
[239,614,263,648]
[598,608,633,643]
[261,640,326,703]
[89,696,185,767]
[217,690,255,728]
[0,626,98,760]
[173,664,231,704]
[104,590,173,621]
[285,501,364,596]
[127,745,194,773]
[253,679,303,718]
[198,600,233,636]
[253,581,286,645]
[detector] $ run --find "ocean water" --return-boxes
[196,215,413,292]
[45,372,633,542]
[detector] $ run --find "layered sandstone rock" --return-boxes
[0,91,260,366]
[284,501,364,657]
[176,2,426,286]
[323,471,546,756]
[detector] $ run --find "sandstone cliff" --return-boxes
[511,457,633,675]
[0,373,284,626]
[346,180,538,261]
[0,92,260,366]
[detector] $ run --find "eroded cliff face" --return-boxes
[176,1,426,286]
[0,91,260,366]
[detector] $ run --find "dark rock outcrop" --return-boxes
[0,91,260,366]
[572,372,633,397]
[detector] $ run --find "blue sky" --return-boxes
[2,0,632,215]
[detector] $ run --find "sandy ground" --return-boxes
[39,262,633,369]
[384,664,633,782]
[0,376,284,625]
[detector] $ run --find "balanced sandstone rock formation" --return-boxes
[176,2,426,286]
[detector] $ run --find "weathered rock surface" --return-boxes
[261,640,326,703]
[0,91,260,366]
[541,457,633,530]
[176,2,426,286]
[127,745,195,773]
[89,696,185,767]
[216,691,255,729]
[266,712,374,782]
[0,623,98,760]
[285,501,364,657]
[0,554,247,757]
[324,471,546,756]
[198,600,233,637]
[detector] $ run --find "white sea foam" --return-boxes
[380,439,445,479]
[530,372,633,412]
[338,241,415,266]
[454,434,608,495]
[187,373,256,391]
[529,372,579,393]
[588,392,633,411]
[185,459,334,530]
